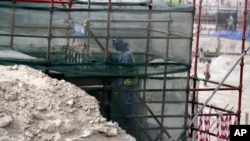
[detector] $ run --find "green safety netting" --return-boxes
[0,1,195,141]
[0,1,193,77]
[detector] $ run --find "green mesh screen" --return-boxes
[0,1,194,141]
[0,1,193,76]
[247,10,250,24]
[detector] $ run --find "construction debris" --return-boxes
[0,65,135,141]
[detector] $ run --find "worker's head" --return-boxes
[112,38,128,52]
[112,38,123,50]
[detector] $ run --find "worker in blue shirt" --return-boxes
[109,38,138,129]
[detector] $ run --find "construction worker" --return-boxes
[109,38,139,129]
[199,48,205,63]
[228,15,234,31]
[203,59,211,87]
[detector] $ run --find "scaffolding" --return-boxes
[0,0,195,141]
[185,0,249,140]
[3,0,248,141]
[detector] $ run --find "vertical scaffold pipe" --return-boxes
[140,1,153,140]
[237,0,248,124]
[142,0,152,125]
[10,5,16,49]
[69,0,72,8]
[46,0,54,62]
[160,0,171,139]
[194,0,201,80]
[190,0,199,139]
[105,0,111,59]
[86,0,90,62]
[193,0,195,5]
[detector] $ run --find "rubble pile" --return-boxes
[0,65,135,141]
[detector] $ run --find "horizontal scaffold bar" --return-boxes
[13,0,71,4]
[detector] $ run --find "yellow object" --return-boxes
[124,77,138,85]
[199,51,205,59]
[83,19,89,27]
[170,0,180,5]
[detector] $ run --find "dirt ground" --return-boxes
[0,65,135,141]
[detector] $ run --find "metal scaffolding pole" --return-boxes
[46,0,54,62]
[237,0,248,124]
[10,5,15,49]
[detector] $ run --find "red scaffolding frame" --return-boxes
[189,0,248,140]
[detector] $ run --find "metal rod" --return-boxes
[0,19,173,27]
[237,0,248,124]
[159,3,172,141]
[127,114,185,118]
[141,0,153,139]
[61,0,72,62]
[71,1,148,6]
[142,127,186,130]
[190,0,200,139]
[192,0,202,88]
[88,30,105,52]
[193,0,196,5]
[0,25,69,29]
[190,87,239,91]
[13,0,71,4]
[10,6,16,49]
[88,19,173,22]
[86,0,90,63]
[144,101,186,103]
[189,101,236,113]
[46,0,54,62]
[104,0,111,59]
[0,34,190,39]
[0,25,172,35]
[246,113,249,124]
[189,77,241,88]
[189,113,238,117]
[191,128,217,136]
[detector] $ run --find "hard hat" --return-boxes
[112,38,124,49]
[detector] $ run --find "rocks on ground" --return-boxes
[0,65,135,141]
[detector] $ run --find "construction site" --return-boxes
[0,0,249,141]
